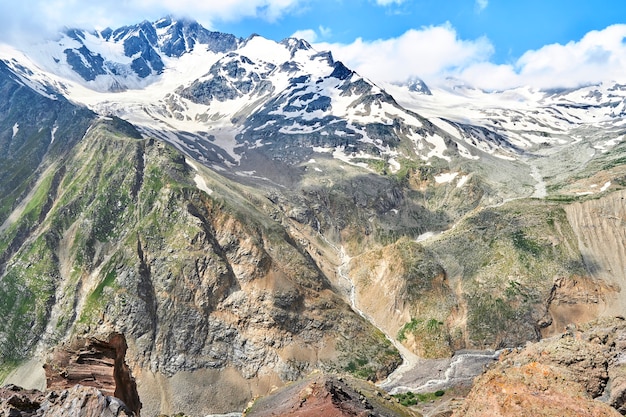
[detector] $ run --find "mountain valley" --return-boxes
[0,17,625,416]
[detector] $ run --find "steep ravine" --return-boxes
[335,243,422,392]
[327,236,499,397]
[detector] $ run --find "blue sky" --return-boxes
[2,0,626,90]
[217,0,625,65]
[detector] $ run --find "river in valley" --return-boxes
[331,241,500,395]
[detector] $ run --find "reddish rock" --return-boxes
[454,317,626,416]
[44,333,141,415]
[453,362,620,417]
[244,373,419,417]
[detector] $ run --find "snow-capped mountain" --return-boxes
[388,81,626,154]
[1,16,625,192]
[14,17,240,92]
[4,17,626,417]
[1,20,471,174]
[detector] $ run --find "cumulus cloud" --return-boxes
[314,23,626,90]
[0,0,305,42]
[458,24,626,90]
[291,29,319,43]
[515,25,626,87]
[291,25,331,43]
[315,23,493,84]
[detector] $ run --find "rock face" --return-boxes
[0,384,133,417]
[454,317,626,416]
[0,118,400,416]
[564,189,626,317]
[455,362,620,417]
[244,372,419,417]
[44,333,140,416]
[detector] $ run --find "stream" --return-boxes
[322,230,500,395]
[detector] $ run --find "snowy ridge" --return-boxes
[2,17,625,183]
[387,81,626,157]
[0,17,486,170]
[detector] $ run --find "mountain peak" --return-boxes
[280,37,313,54]
[330,61,353,80]
[405,77,432,95]
[24,17,241,91]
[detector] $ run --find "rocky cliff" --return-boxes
[454,317,626,416]
[0,117,400,416]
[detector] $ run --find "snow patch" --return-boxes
[185,158,198,171]
[601,181,611,192]
[416,231,440,242]
[313,146,333,153]
[425,134,451,162]
[194,175,213,195]
[388,158,401,174]
[456,175,470,188]
[185,158,213,195]
[434,172,459,184]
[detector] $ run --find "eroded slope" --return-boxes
[0,118,400,416]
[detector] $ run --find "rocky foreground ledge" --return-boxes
[0,384,133,417]
[4,317,626,417]
[243,372,418,417]
[453,316,626,417]
[244,316,626,417]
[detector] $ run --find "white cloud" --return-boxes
[315,23,493,84]
[292,29,319,43]
[315,23,626,91]
[0,0,306,42]
[459,24,626,90]
[291,25,332,43]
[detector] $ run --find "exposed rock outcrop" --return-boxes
[539,275,618,337]
[44,333,141,416]
[244,372,419,417]
[454,361,620,417]
[0,384,133,417]
[565,189,626,317]
[454,317,626,416]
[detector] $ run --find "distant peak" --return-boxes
[154,16,174,27]
[280,37,312,51]
[404,77,432,95]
